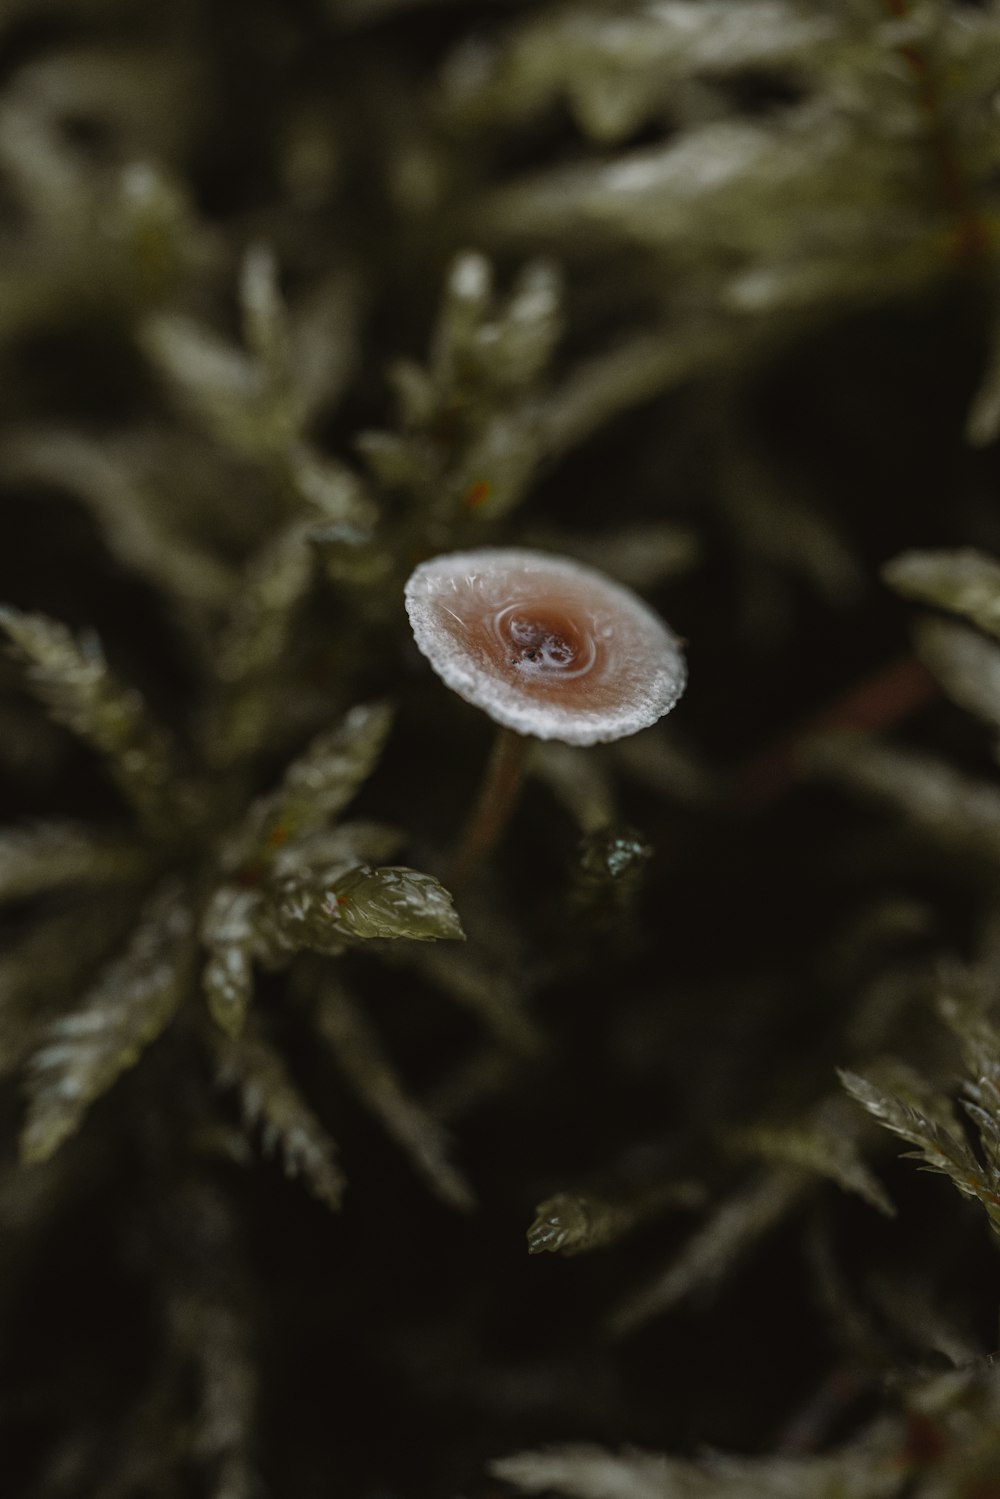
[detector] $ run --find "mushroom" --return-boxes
[404,547,687,875]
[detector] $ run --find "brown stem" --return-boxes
[451,726,532,883]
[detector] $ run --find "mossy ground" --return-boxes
[5,3,1000,1497]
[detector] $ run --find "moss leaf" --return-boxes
[229,701,393,872]
[216,1023,344,1209]
[316,980,474,1211]
[839,1068,1000,1232]
[0,605,194,839]
[21,881,195,1164]
[0,821,148,903]
[329,864,465,943]
[884,548,1000,640]
[734,1113,895,1218]
[201,885,260,1039]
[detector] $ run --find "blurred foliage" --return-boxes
[7,0,1000,1497]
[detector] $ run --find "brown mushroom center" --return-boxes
[497,604,595,677]
[427,569,635,713]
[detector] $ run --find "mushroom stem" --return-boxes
[452,727,533,882]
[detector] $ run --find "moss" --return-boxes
[5,1,1000,1495]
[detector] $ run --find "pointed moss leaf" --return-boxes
[0,428,233,611]
[493,1445,679,1499]
[966,327,1000,445]
[21,882,194,1164]
[203,948,254,1040]
[806,734,1000,866]
[0,821,148,903]
[528,1182,702,1257]
[735,1119,895,1217]
[492,1429,900,1499]
[213,523,314,686]
[229,704,395,875]
[935,984,1000,1193]
[356,428,425,489]
[113,158,196,306]
[484,260,562,390]
[204,523,317,768]
[254,702,392,858]
[914,616,1000,731]
[239,243,290,382]
[838,1069,1000,1229]
[435,251,493,382]
[201,886,260,1038]
[938,972,1000,1087]
[287,444,377,531]
[963,1098,1000,1178]
[609,1169,804,1334]
[141,311,301,456]
[0,606,192,838]
[387,358,436,427]
[527,1193,593,1256]
[838,1069,967,1168]
[329,864,465,943]
[884,548,1000,640]
[217,1024,344,1209]
[451,411,541,518]
[0,896,140,1078]
[316,981,474,1211]
[449,3,838,139]
[288,268,361,423]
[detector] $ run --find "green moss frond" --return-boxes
[201,885,259,1039]
[913,616,1000,735]
[840,1066,1000,1236]
[224,701,393,872]
[357,250,562,533]
[0,821,148,903]
[7,0,1000,1487]
[260,864,464,953]
[0,896,140,1079]
[215,1022,344,1210]
[491,1425,901,1499]
[21,881,195,1164]
[0,606,200,839]
[326,863,465,942]
[445,2,838,143]
[0,429,233,613]
[806,734,1000,869]
[527,1180,703,1258]
[315,978,474,1211]
[884,548,1000,641]
[732,1103,895,1219]
[608,1169,805,1336]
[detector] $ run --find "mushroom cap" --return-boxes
[404,547,687,745]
